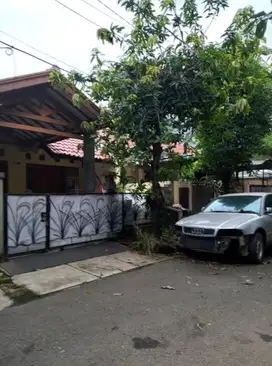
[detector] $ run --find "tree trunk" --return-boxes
[150,143,164,237]
[83,133,96,193]
[221,170,232,194]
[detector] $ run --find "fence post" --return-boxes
[0,173,7,260]
[45,195,50,251]
[121,193,125,232]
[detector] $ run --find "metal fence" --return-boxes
[5,193,151,257]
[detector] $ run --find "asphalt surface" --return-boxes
[1,253,272,366]
[2,241,127,275]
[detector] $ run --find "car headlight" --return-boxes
[175,224,183,232]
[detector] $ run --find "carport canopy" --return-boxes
[0,69,100,192]
[0,69,99,146]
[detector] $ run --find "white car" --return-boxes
[175,193,272,263]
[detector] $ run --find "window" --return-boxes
[264,195,272,210]
[204,195,262,214]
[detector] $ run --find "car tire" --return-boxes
[248,232,264,264]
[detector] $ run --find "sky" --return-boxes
[0,0,271,79]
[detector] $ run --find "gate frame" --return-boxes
[3,192,148,260]
[0,173,5,260]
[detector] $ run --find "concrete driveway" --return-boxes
[1,254,272,366]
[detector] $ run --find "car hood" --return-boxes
[176,212,257,229]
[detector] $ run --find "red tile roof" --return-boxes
[48,138,186,160]
[48,138,106,160]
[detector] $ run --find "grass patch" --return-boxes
[0,282,40,306]
[0,272,12,285]
[0,270,39,306]
[133,225,178,255]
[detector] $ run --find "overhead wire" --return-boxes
[0,40,71,74]
[204,16,215,34]
[96,0,132,26]
[55,0,102,28]
[0,30,84,74]
[78,0,126,25]
[0,2,133,81]
[55,0,126,43]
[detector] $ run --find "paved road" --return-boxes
[1,254,272,366]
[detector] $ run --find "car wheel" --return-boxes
[248,232,264,264]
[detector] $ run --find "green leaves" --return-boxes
[50,0,272,198]
[72,93,81,106]
[97,28,114,44]
[160,0,175,11]
[194,33,272,189]
[235,97,250,114]
[182,0,201,28]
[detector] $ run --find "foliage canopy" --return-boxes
[51,0,272,229]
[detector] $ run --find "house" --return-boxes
[0,70,191,258]
[0,136,116,194]
[237,159,272,193]
[0,70,113,194]
[0,69,190,196]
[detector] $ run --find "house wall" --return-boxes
[173,181,193,210]
[0,143,114,194]
[173,181,215,213]
[125,166,145,182]
[243,178,272,192]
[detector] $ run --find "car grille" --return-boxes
[183,236,215,252]
[183,227,215,236]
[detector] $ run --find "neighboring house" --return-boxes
[238,159,272,193]
[0,69,189,195]
[0,128,187,195]
[47,138,188,193]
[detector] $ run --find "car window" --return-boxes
[204,195,262,214]
[264,195,272,209]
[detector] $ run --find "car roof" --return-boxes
[220,192,269,197]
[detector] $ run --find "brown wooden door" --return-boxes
[27,165,64,194]
[179,187,189,209]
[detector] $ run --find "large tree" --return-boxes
[51,0,228,233]
[53,0,272,232]
[193,7,272,193]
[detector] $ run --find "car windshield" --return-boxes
[204,195,262,214]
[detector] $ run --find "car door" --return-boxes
[262,194,272,244]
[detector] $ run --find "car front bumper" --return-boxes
[178,234,248,255]
[179,235,230,253]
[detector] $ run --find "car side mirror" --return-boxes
[201,206,205,212]
[265,207,272,215]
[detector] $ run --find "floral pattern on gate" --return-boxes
[7,196,46,254]
[6,193,151,254]
[49,194,123,246]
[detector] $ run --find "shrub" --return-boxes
[133,226,158,254]
[133,225,178,255]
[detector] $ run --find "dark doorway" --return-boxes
[0,160,8,193]
[179,187,189,209]
[26,164,79,194]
